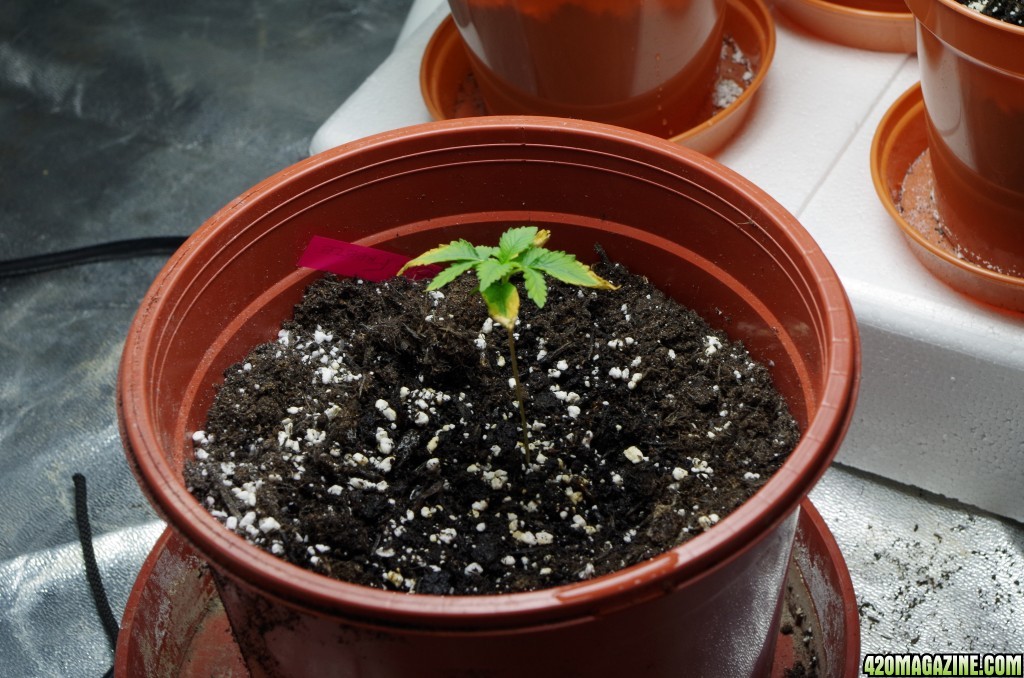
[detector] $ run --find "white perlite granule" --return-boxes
[713,79,744,109]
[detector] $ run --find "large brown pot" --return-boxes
[117,116,860,678]
[445,0,726,137]
[906,0,1024,277]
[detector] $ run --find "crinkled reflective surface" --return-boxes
[811,468,1024,654]
[0,1,410,675]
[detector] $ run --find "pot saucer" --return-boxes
[870,83,1024,314]
[773,0,916,52]
[419,0,775,157]
[112,499,858,677]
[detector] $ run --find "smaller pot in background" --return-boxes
[906,0,1024,277]
[445,0,726,137]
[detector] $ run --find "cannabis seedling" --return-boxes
[398,226,618,461]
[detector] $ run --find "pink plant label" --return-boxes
[297,235,439,281]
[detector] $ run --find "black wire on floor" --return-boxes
[14,240,188,676]
[72,473,120,678]
[0,237,187,278]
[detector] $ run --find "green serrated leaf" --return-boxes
[481,281,520,329]
[475,245,500,259]
[529,249,618,289]
[498,226,538,262]
[475,259,516,292]
[426,260,477,290]
[517,247,545,268]
[397,239,482,274]
[521,266,547,308]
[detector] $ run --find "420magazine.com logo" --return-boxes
[863,654,1023,676]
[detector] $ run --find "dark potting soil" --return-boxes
[185,261,800,595]
[958,0,1024,25]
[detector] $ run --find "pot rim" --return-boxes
[906,0,1024,73]
[783,0,912,20]
[773,0,917,53]
[118,115,860,630]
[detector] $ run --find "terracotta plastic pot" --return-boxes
[118,116,860,678]
[110,499,862,676]
[870,82,1024,313]
[423,0,777,157]
[444,0,727,137]
[906,0,1024,277]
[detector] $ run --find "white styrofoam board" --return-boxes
[310,2,1024,521]
[309,2,444,154]
[794,57,1024,521]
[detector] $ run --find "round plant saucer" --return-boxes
[113,499,859,677]
[773,0,916,52]
[419,0,776,157]
[870,83,1024,314]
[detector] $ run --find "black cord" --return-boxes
[0,237,187,278]
[72,473,121,666]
